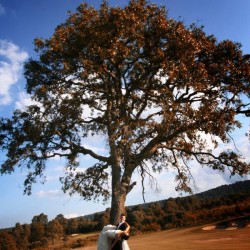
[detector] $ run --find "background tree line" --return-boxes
[0,180,250,250]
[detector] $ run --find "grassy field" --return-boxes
[77,221,250,250]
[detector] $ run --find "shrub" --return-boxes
[141,222,161,232]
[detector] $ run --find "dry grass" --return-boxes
[129,225,250,250]
[74,222,250,250]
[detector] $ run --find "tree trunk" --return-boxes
[108,136,135,224]
[109,161,132,224]
[109,166,135,224]
[110,187,126,225]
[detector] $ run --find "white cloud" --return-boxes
[36,189,62,199]
[83,140,108,154]
[234,134,250,162]
[15,91,36,110]
[64,213,84,219]
[0,40,28,105]
[0,4,5,15]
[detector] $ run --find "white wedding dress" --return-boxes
[97,225,130,250]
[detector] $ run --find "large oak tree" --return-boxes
[1,0,250,223]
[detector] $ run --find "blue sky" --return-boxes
[0,0,250,229]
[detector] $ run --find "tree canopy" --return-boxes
[1,0,250,223]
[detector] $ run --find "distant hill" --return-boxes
[84,180,250,219]
[133,179,250,208]
[195,180,250,199]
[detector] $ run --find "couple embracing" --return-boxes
[97,213,130,250]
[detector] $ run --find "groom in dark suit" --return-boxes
[112,213,130,250]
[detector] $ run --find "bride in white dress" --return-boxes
[97,224,130,250]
